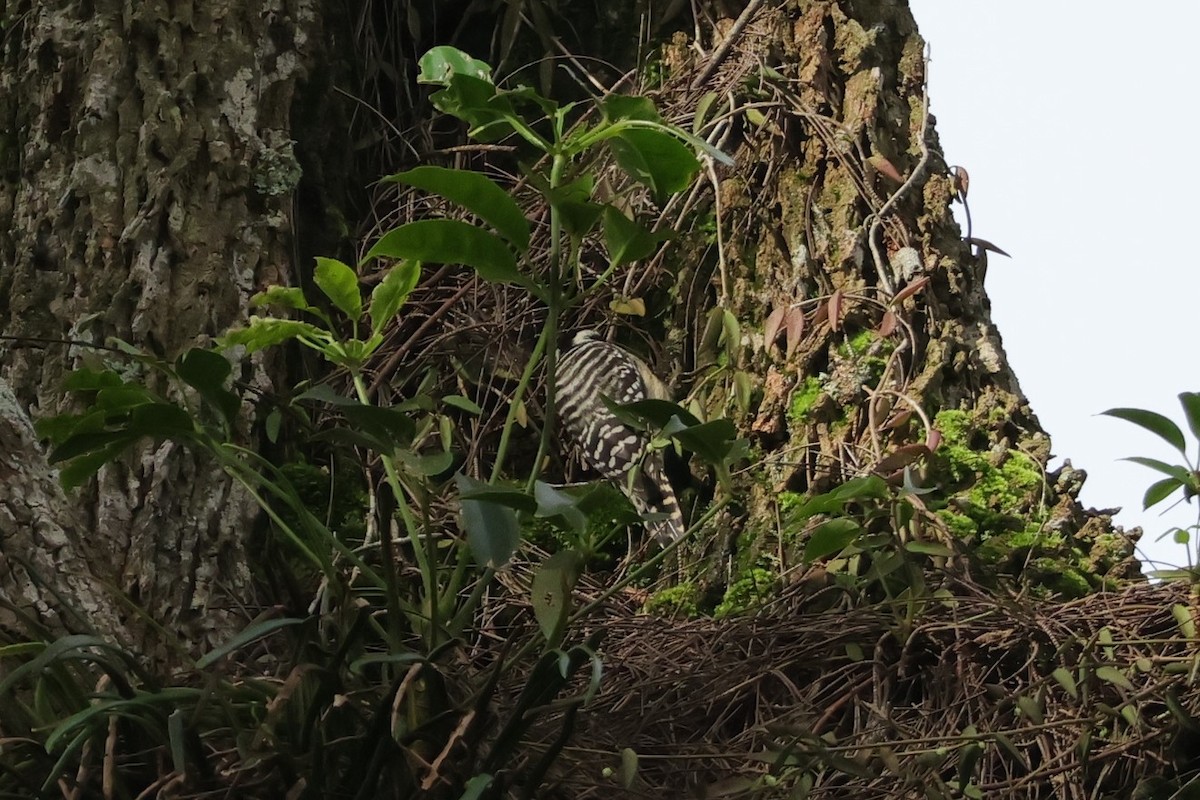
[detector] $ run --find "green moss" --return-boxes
[714,568,776,618]
[644,584,700,617]
[788,376,824,426]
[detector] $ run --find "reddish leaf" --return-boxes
[926,428,942,451]
[784,308,806,358]
[877,310,897,337]
[811,300,829,330]
[828,289,843,332]
[873,443,930,475]
[891,275,930,306]
[868,153,904,183]
[952,165,970,200]
[880,408,912,432]
[764,306,786,350]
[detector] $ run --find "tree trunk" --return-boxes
[0,0,329,663]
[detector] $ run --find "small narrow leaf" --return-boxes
[1052,667,1078,699]
[442,394,483,415]
[763,306,786,350]
[784,307,805,357]
[1095,665,1134,691]
[1173,603,1197,638]
[1015,695,1043,724]
[620,747,639,789]
[314,257,363,320]
[890,275,930,305]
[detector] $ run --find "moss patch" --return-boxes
[788,376,824,426]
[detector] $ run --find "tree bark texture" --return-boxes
[0,0,325,661]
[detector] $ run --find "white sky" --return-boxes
[907,1,1200,573]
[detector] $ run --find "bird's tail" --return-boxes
[629,454,686,545]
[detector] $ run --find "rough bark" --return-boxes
[0,0,325,662]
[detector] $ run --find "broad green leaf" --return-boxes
[610,398,703,429]
[384,167,530,250]
[456,474,521,568]
[863,550,904,582]
[219,317,329,353]
[176,348,239,425]
[265,409,282,443]
[95,385,156,412]
[62,368,123,392]
[534,481,588,535]
[364,220,521,285]
[1181,392,1200,442]
[394,448,455,477]
[804,517,861,561]
[49,430,138,464]
[600,95,663,123]
[196,617,305,668]
[313,257,363,320]
[542,174,604,236]
[829,475,890,502]
[370,260,421,335]
[1144,477,1184,509]
[1101,407,1186,454]
[59,443,129,489]
[130,402,196,437]
[530,549,582,643]
[1174,528,1191,544]
[339,404,416,451]
[417,46,494,85]
[602,205,669,268]
[251,285,311,312]
[607,127,701,202]
[670,418,737,464]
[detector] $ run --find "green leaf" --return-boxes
[130,402,196,437]
[1101,407,1187,454]
[534,481,588,535]
[49,430,138,464]
[417,46,494,85]
[394,449,456,477]
[219,317,329,353]
[600,95,663,123]
[1144,477,1184,509]
[251,285,312,312]
[1052,667,1078,699]
[530,549,582,644]
[456,474,521,569]
[313,257,363,320]
[829,475,891,502]
[543,174,604,236]
[196,617,305,669]
[59,443,130,489]
[611,398,703,429]
[94,385,156,412]
[370,260,421,335]
[1095,665,1134,691]
[804,517,861,561]
[384,167,530,250]
[1173,603,1197,638]
[619,747,639,789]
[1015,695,1043,724]
[458,774,494,800]
[904,541,953,557]
[265,409,282,443]
[442,394,483,415]
[176,348,239,425]
[1181,392,1200,442]
[669,417,737,464]
[338,404,416,451]
[364,220,522,285]
[602,205,669,268]
[1122,456,1192,482]
[62,368,123,392]
[607,127,701,202]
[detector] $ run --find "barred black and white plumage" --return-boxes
[556,330,686,544]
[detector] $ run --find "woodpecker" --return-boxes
[556,330,686,544]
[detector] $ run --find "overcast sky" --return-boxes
[907,1,1200,572]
